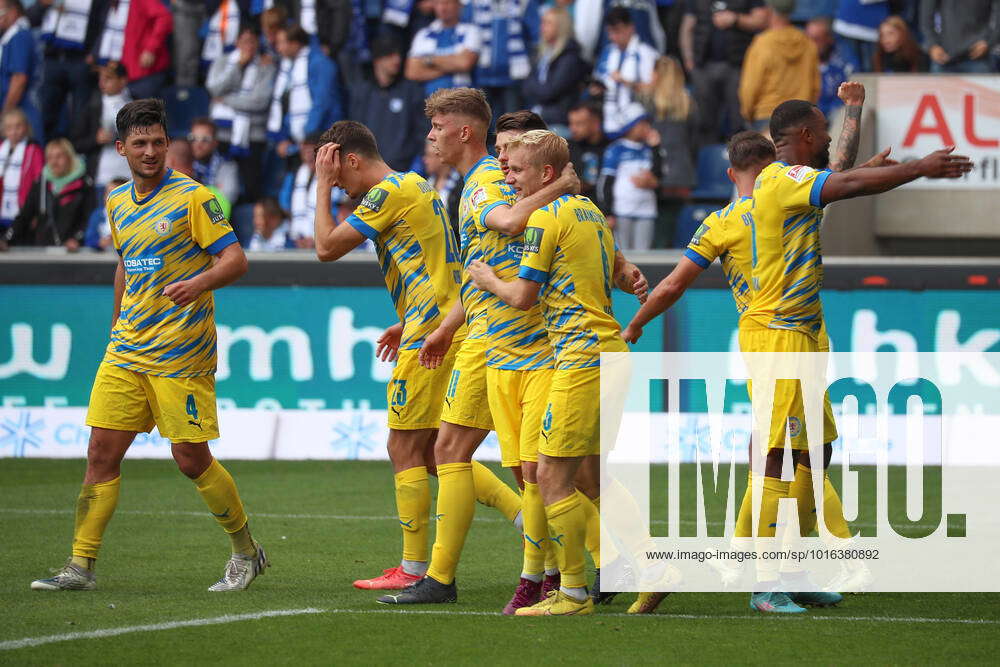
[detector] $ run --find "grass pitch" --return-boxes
[2,459,998,665]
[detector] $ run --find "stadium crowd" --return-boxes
[0,0,996,251]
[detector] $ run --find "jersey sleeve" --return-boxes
[469,176,516,234]
[190,187,238,255]
[346,183,407,240]
[684,209,726,269]
[107,194,121,255]
[518,210,557,284]
[774,164,832,212]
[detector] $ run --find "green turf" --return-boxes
[2,459,998,665]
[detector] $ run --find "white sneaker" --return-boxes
[208,542,269,592]
[824,561,873,593]
[31,561,96,591]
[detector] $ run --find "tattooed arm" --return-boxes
[828,81,865,172]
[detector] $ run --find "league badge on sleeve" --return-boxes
[523,227,544,254]
[691,223,709,245]
[202,198,227,224]
[361,188,389,212]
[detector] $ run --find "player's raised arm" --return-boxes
[820,146,972,206]
[483,162,580,235]
[622,256,703,343]
[313,143,367,262]
[828,81,864,172]
[468,260,540,310]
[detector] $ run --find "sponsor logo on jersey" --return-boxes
[361,187,389,212]
[202,198,226,224]
[122,255,163,274]
[469,187,487,209]
[523,227,544,254]
[785,165,811,183]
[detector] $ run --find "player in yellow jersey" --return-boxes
[377,90,584,605]
[31,99,265,593]
[740,97,971,611]
[470,130,637,616]
[308,120,522,592]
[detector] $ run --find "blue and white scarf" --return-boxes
[39,0,93,50]
[465,0,531,84]
[194,152,224,188]
[382,0,413,27]
[0,139,26,225]
[201,0,241,67]
[96,0,129,63]
[211,51,257,155]
[267,46,311,142]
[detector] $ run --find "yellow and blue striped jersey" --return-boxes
[458,155,514,340]
[745,161,831,338]
[346,171,464,351]
[104,169,238,377]
[518,195,628,369]
[684,196,754,316]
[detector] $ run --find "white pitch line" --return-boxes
[0,507,947,531]
[0,608,324,652]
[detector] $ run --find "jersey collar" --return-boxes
[465,154,495,181]
[131,168,173,206]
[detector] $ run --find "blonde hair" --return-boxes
[649,56,691,122]
[45,137,77,161]
[539,6,572,61]
[1,108,30,136]
[508,129,569,173]
[424,87,492,129]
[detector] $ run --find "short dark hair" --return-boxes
[191,116,217,135]
[769,99,820,139]
[727,131,776,171]
[116,98,168,141]
[495,110,547,134]
[318,120,381,159]
[280,23,310,46]
[103,61,127,78]
[605,6,632,27]
[568,99,602,120]
[371,34,402,60]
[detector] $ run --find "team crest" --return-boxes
[202,198,226,224]
[523,227,543,254]
[155,219,172,235]
[787,416,802,438]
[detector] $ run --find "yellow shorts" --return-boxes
[539,367,602,458]
[387,346,460,430]
[438,337,494,431]
[86,361,219,442]
[739,324,838,452]
[486,366,554,467]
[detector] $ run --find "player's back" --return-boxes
[684,196,755,317]
[521,194,627,369]
[349,170,463,350]
[745,161,830,338]
[105,169,238,377]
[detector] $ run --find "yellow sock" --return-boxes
[755,477,790,584]
[521,481,548,576]
[193,459,252,554]
[545,490,588,590]
[734,471,754,538]
[395,466,430,563]
[602,475,649,562]
[71,476,121,564]
[426,463,475,585]
[581,494,600,568]
[822,475,852,539]
[594,496,621,565]
[472,461,520,523]
[790,464,818,536]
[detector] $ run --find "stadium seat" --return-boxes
[673,204,715,248]
[690,144,733,201]
[163,86,210,139]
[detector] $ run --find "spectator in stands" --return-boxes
[83,176,128,251]
[920,0,999,74]
[199,0,242,76]
[575,0,666,62]
[739,0,819,132]
[207,26,277,203]
[260,6,288,60]
[522,5,589,135]
[172,0,204,88]
[4,138,93,249]
[166,137,195,177]
[464,0,540,118]
[681,0,767,146]
[351,35,426,173]
[268,24,342,159]
[596,7,659,139]
[189,117,240,205]
[421,138,462,239]
[646,56,697,248]
[806,16,855,118]
[249,196,295,251]
[599,103,662,251]
[874,15,928,73]
[276,0,353,56]
[405,0,481,97]
[71,62,131,190]
[0,109,43,231]
[567,100,609,210]
[91,0,173,100]
[832,0,888,72]
[279,132,324,247]
[27,0,106,140]
[0,0,41,141]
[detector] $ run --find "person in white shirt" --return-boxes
[594,7,659,138]
[249,196,294,251]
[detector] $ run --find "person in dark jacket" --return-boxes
[70,62,131,188]
[348,34,426,173]
[920,0,995,74]
[522,5,589,133]
[4,138,93,249]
